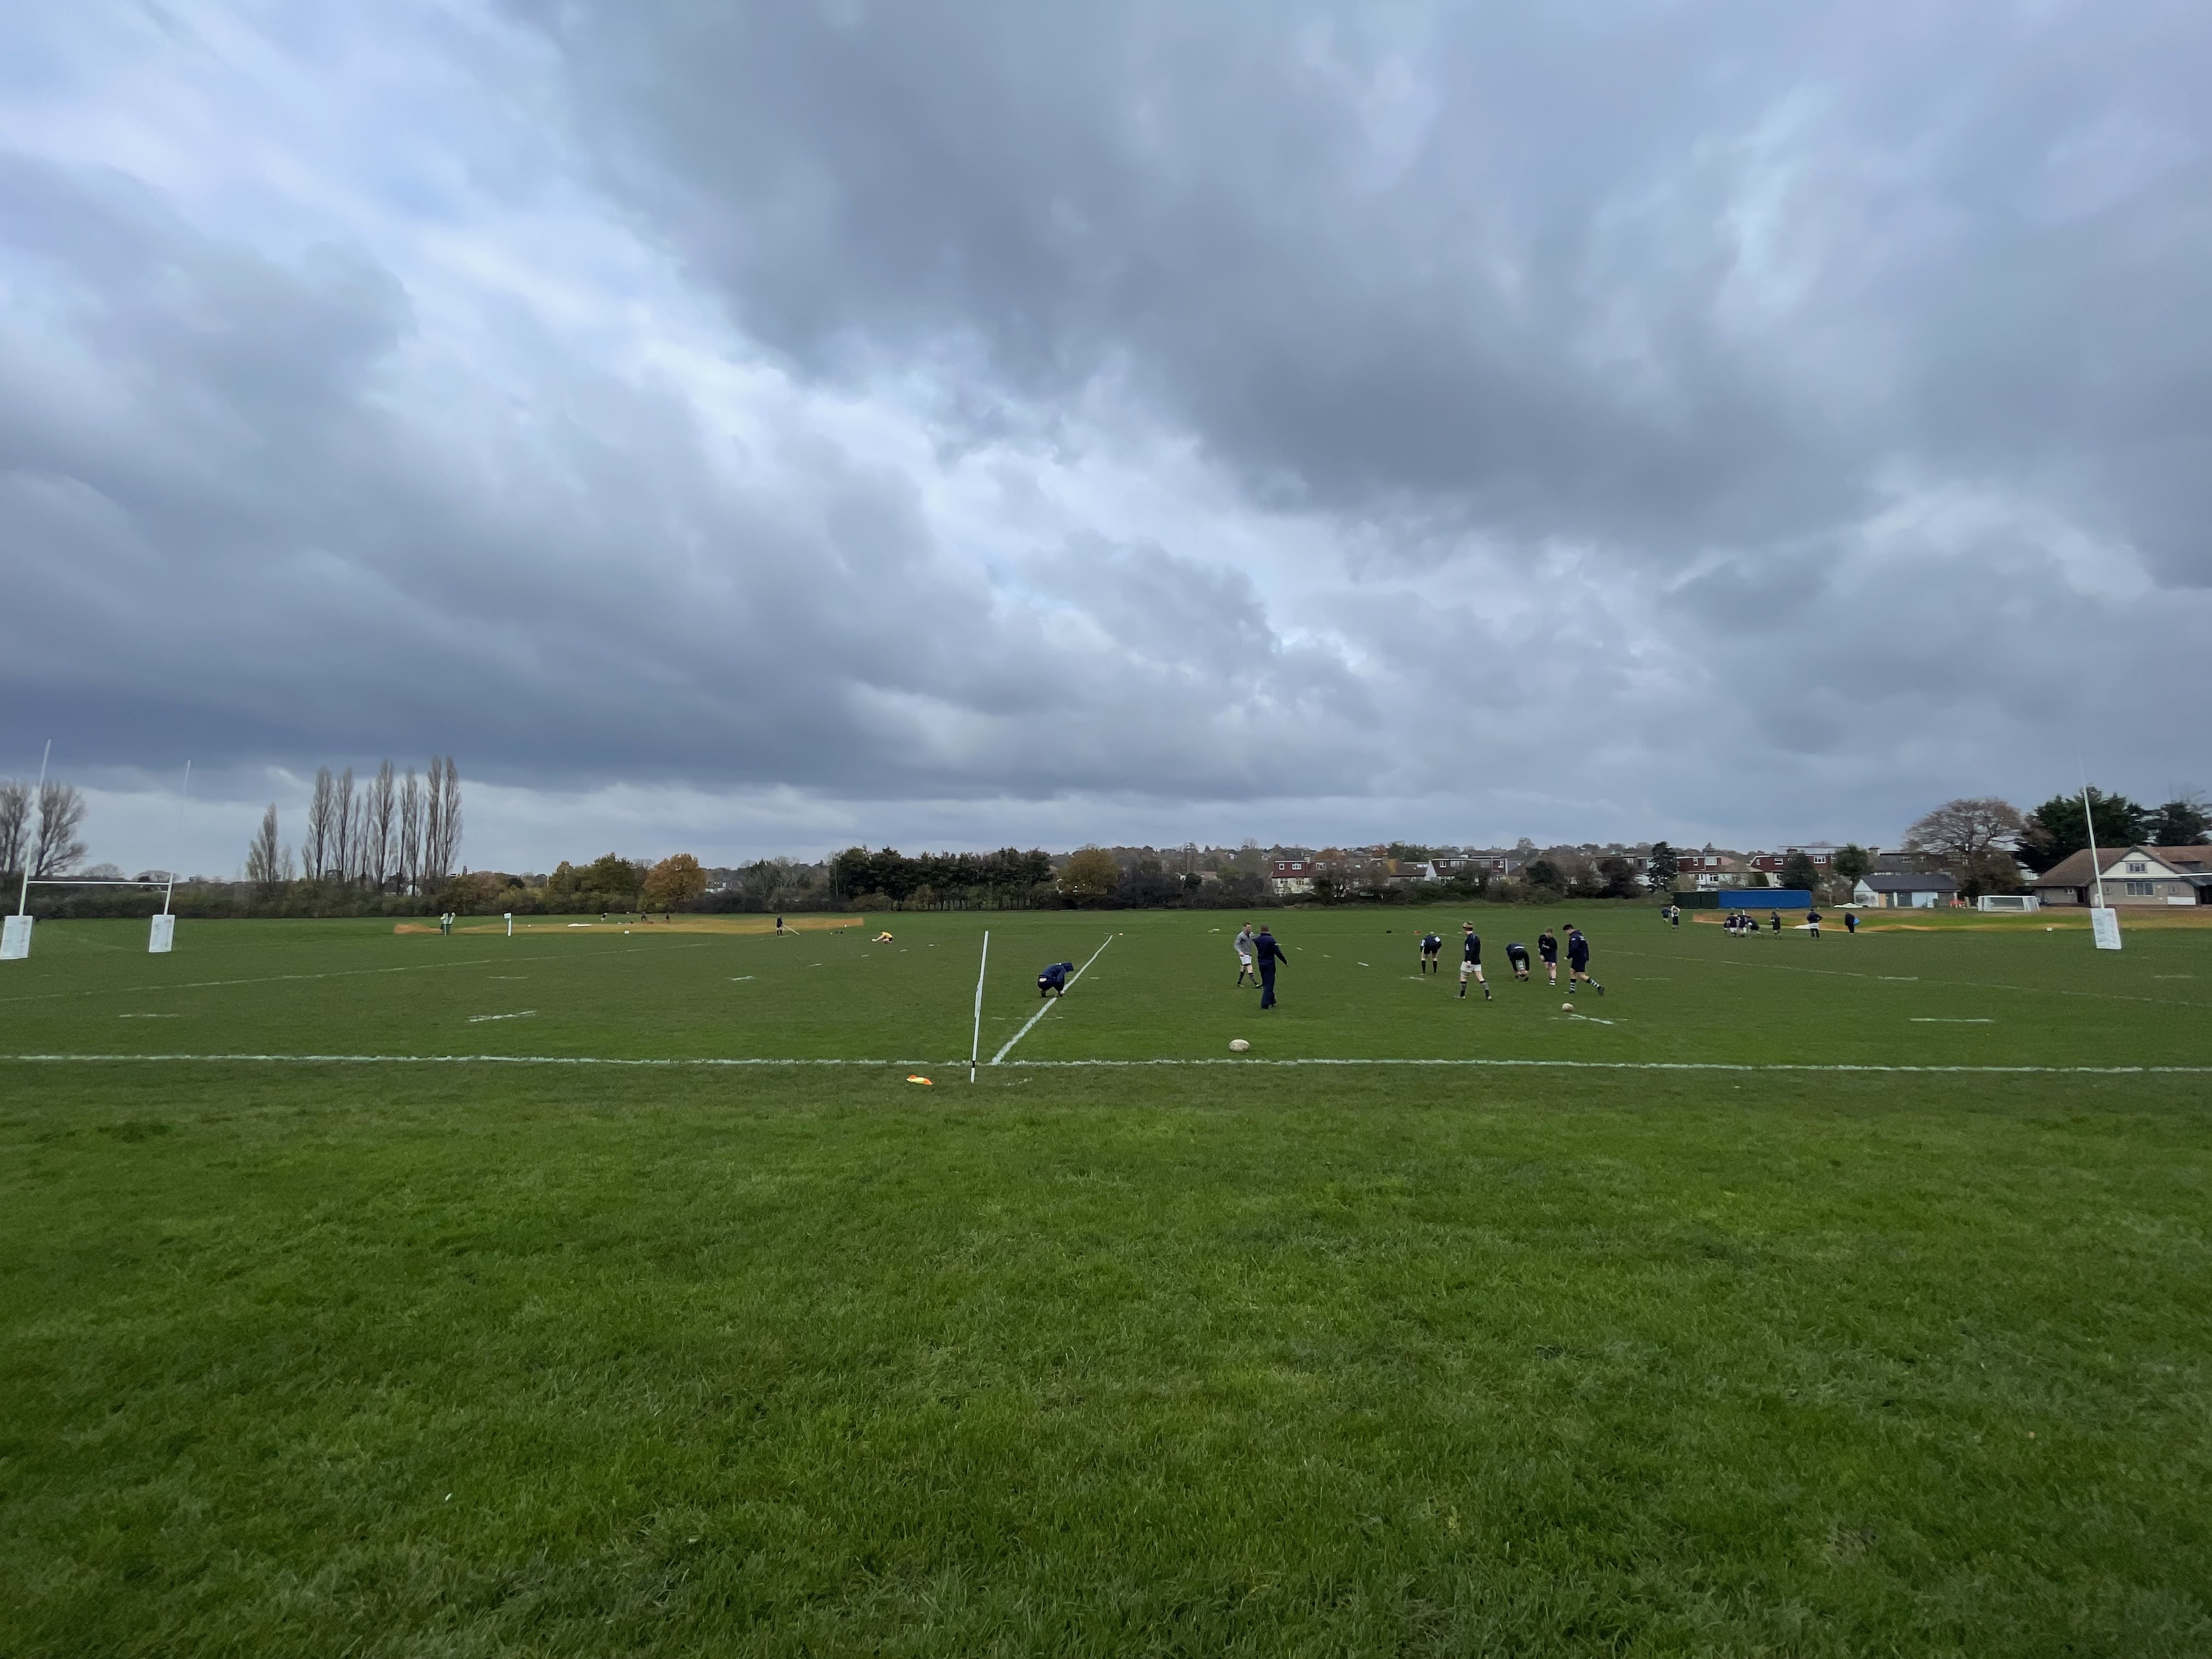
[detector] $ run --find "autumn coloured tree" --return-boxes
[642,853,708,911]
[1057,846,1123,902]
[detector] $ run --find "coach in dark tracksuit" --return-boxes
[1254,927,1288,1009]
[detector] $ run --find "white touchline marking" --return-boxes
[1881,977,1920,981]
[118,1013,178,1019]
[465,1011,537,1023]
[1564,1013,1617,1025]
[730,976,755,981]
[1912,1018,1994,1023]
[991,934,1115,1064]
[7,1053,2210,1076]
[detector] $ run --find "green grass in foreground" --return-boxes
[2,912,2210,1654]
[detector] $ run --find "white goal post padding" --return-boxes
[149,914,176,954]
[2091,907,2123,951]
[1,915,30,961]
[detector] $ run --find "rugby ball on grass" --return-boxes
[1229,1039,1251,1053]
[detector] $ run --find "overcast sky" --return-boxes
[3,1,2207,876]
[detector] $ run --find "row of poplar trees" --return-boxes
[245,757,461,894]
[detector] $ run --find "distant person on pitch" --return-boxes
[1537,927,1560,986]
[1254,925,1288,1009]
[775,915,787,935]
[1844,911,1858,935]
[1505,940,1532,980]
[1458,924,1490,1000]
[1037,961,1076,998]
[1565,924,1603,996]
[1770,910,1781,933]
[1419,931,1444,974]
[1234,923,1257,988]
[1807,907,1821,939]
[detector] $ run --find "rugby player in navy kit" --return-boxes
[1505,940,1532,980]
[1457,923,1491,999]
[1419,932,1444,973]
[1565,925,1603,996]
[1536,928,1560,986]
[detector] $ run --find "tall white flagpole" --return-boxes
[2083,779,2123,951]
[970,930,989,1084]
[16,740,50,917]
[2083,782,2105,907]
[163,760,191,917]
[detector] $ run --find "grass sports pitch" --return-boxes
[4,906,2210,1655]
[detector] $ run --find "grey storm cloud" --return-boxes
[2,0,2208,865]
[0,142,1366,802]
[522,0,2212,571]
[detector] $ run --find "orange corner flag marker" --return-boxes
[907,1075,933,1085]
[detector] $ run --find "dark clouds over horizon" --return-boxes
[2,1,2207,873]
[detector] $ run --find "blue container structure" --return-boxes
[1720,889,1813,909]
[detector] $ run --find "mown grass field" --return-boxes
[3,906,2210,1655]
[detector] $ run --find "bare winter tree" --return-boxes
[31,780,89,878]
[332,767,357,885]
[0,778,29,877]
[1903,798,2027,871]
[366,760,396,893]
[422,757,447,888]
[305,767,336,882]
[398,768,423,895]
[436,755,461,878]
[245,805,284,889]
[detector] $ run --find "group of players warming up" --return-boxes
[1418,922,1601,1000]
[1032,918,1605,1020]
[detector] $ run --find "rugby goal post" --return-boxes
[5,751,191,960]
[9,876,187,958]
[2081,780,2122,952]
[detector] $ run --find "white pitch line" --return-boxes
[466,1011,537,1024]
[5,1053,2211,1076]
[990,934,1114,1065]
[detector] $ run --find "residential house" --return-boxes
[1674,850,1744,890]
[2032,845,2212,907]
[1852,872,1960,909]
[1869,851,1944,876]
[1269,857,1319,896]
[1745,842,1853,876]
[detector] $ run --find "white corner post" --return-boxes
[969,930,990,1082]
[505,912,514,936]
[2084,782,2121,951]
